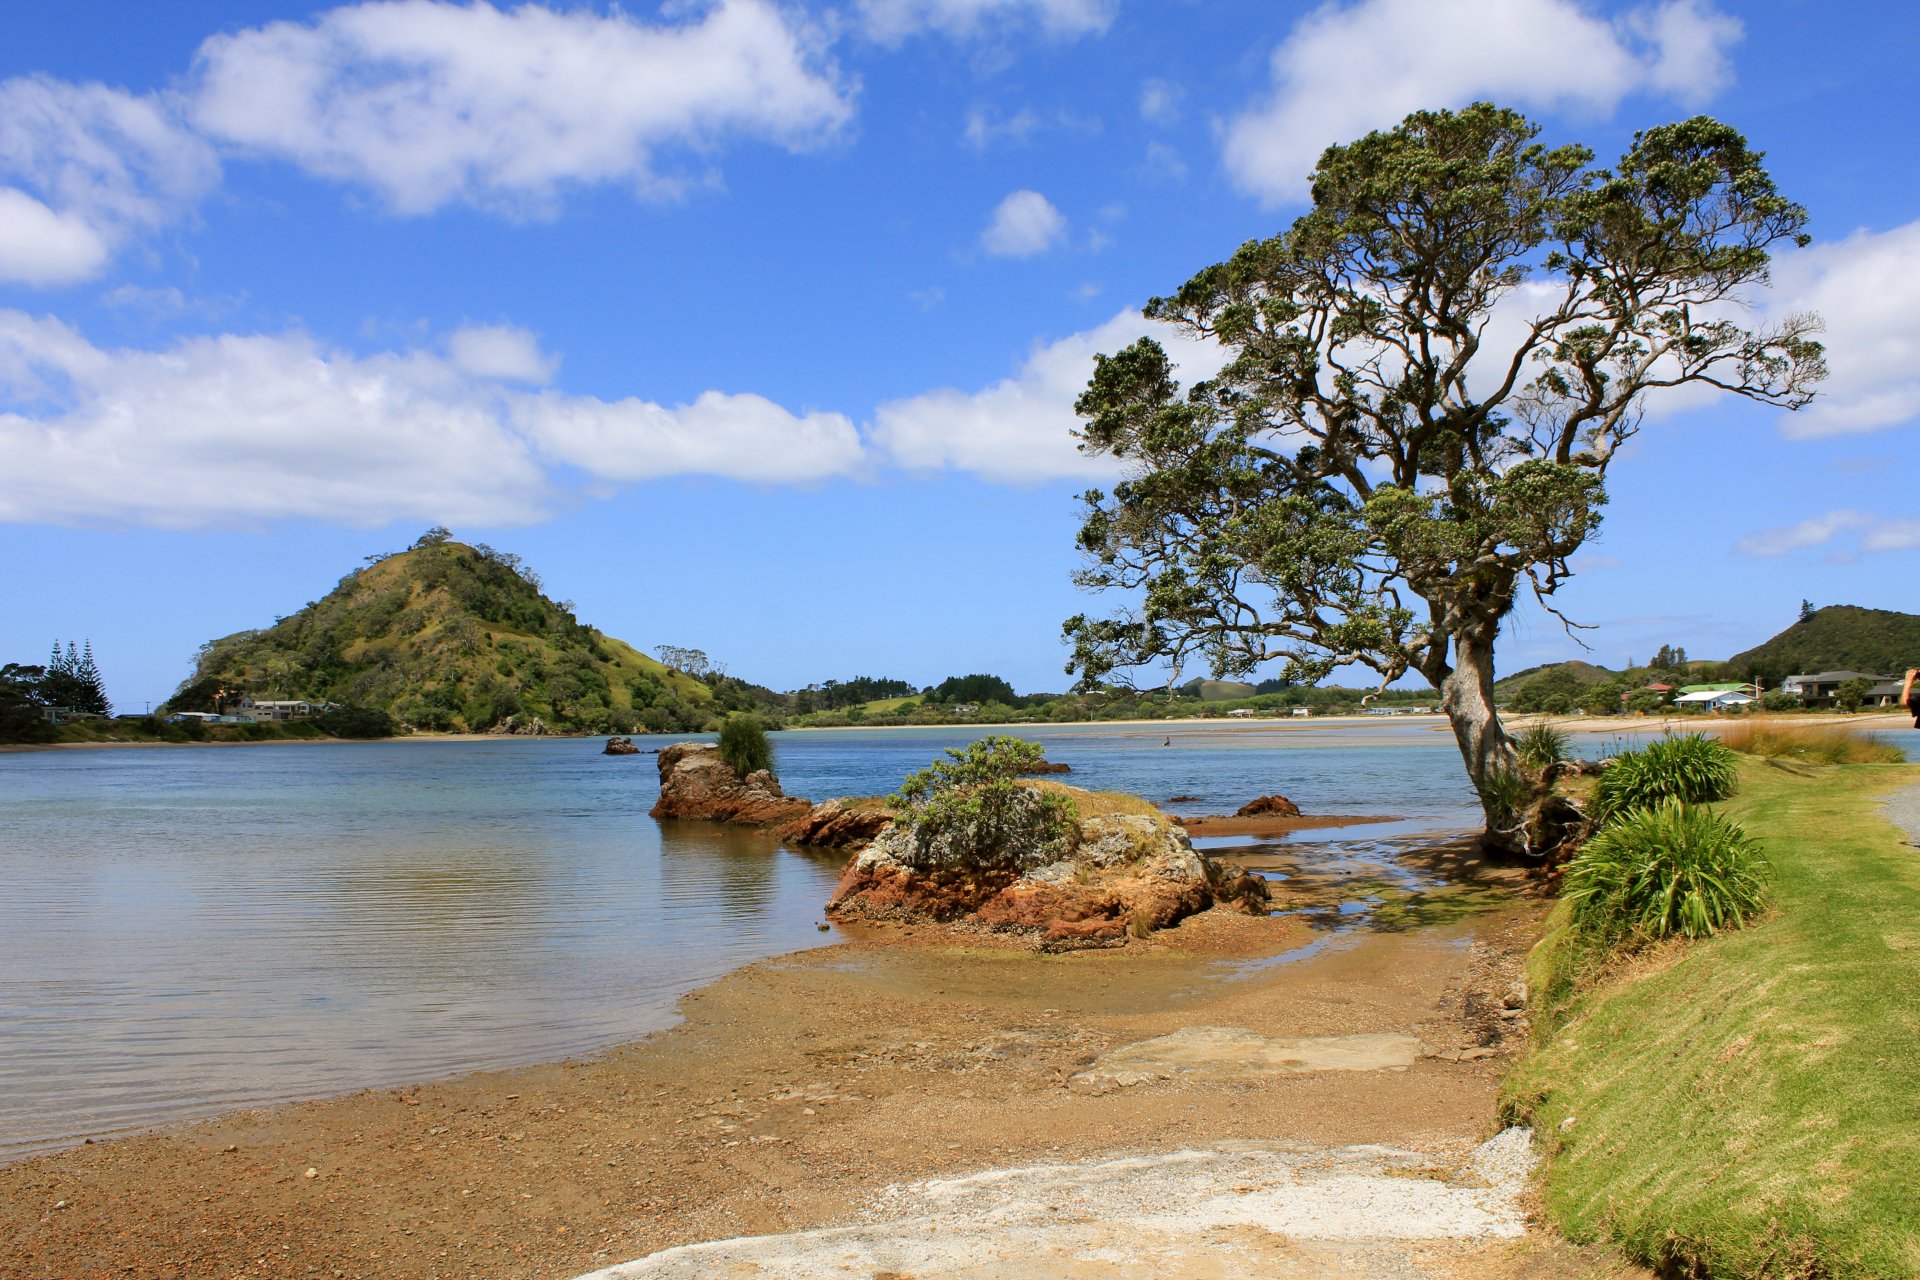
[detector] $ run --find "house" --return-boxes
[1672,689,1756,712]
[1678,681,1760,697]
[1867,678,1912,708]
[1227,707,1257,718]
[1291,706,1312,717]
[217,695,331,722]
[1780,671,1891,705]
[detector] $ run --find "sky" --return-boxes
[3,0,1918,710]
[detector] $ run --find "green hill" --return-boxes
[1179,677,1260,702]
[173,538,714,734]
[1726,606,1920,682]
[1492,659,1620,696]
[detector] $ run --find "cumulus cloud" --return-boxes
[517,390,862,484]
[187,0,852,216]
[1223,0,1741,206]
[1765,221,1920,438]
[446,324,557,385]
[0,76,219,285]
[981,189,1066,257]
[1736,510,1920,558]
[872,308,1227,483]
[0,312,867,528]
[857,0,1115,43]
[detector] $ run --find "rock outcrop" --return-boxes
[1016,760,1072,775]
[603,736,641,755]
[776,797,895,849]
[1236,794,1302,818]
[827,793,1268,949]
[650,742,812,826]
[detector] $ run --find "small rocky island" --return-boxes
[652,734,1268,949]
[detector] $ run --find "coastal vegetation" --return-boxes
[716,713,773,776]
[1590,733,1739,821]
[1719,720,1907,764]
[1059,104,1825,853]
[1508,758,1919,1278]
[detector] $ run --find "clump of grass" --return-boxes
[1018,778,1161,819]
[1477,766,1530,822]
[717,713,774,776]
[1719,719,1907,765]
[1564,798,1770,942]
[1593,733,1738,822]
[1516,722,1569,771]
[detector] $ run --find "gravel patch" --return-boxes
[1882,780,1920,849]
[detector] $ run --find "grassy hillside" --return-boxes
[1726,605,1920,681]
[1506,760,1920,1277]
[177,540,715,734]
[1492,659,1619,696]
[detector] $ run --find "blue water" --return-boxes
[0,722,1482,1161]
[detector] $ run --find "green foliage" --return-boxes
[1565,799,1770,942]
[1061,103,1821,843]
[1516,722,1569,771]
[1475,766,1530,825]
[314,705,397,738]
[717,713,774,776]
[39,640,110,716]
[1593,734,1738,822]
[890,736,1078,870]
[0,662,53,743]
[1835,676,1872,713]
[928,673,1019,706]
[178,539,717,734]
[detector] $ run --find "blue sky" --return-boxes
[3,0,1917,710]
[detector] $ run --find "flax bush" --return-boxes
[717,713,773,776]
[1565,799,1770,941]
[1593,734,1738,823]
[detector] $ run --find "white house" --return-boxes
[1672,689,1756,712]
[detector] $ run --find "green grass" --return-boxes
[1505,759,1920,1278]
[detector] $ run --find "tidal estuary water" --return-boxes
[0,721,1483,1161]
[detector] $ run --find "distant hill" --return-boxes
[173,538,714,733]
[1492,659,1619,696]
[1726,606,1920,682]
[1179,678,1260,702]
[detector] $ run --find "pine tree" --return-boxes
[74,640,110,716]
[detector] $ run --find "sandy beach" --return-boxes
[0,828,1650,1280]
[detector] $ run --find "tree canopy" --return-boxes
[1065,103,1823,850]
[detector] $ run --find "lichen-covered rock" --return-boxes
[777,797,895,850]
[650,742,812,826]
[826,798,1268,950]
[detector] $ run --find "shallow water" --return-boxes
[0,724,1489,1161]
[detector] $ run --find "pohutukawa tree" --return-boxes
[1064,104,1825,854]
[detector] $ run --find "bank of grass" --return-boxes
[1505,758,1920,1278]
[1719,718,1907,765]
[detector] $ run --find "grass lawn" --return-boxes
[1505,758,1920,1279]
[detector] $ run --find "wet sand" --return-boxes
[0,835,1641,1280]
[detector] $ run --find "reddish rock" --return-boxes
[1016,760,1072,775]
[777,798,895,850]
[1235,794,1302,818]
[826,807,1269,951]
[650,742,812,826]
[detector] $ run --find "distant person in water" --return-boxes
[1905,668,1920,728]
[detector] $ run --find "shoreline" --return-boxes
[0,825,1596,1280]
[6,708,1906,755]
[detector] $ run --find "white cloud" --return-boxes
[518,390,863,485]
[960,104,1097,150]
[872,308,1227,483]
[1223,0,1741,206]
[981,189,1066,257]
[1734,510,1920,558]
[446,324,557,385]
[188,0,853,216]
[0,312,867,528]
[857,0,1115,43]
[1138,78,1182,126]
[1766,221,1920,438]
[0,76,219,285]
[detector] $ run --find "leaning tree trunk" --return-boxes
[1436,625,1528,856]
